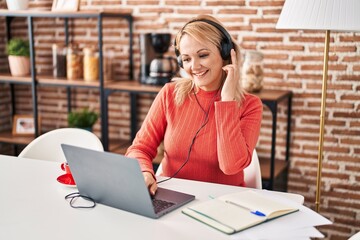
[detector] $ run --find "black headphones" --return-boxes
[174,18,233,68]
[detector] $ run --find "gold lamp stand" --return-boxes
[315,30,330,213]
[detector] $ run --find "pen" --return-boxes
[225,200,266,217]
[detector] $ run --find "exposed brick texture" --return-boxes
[0,0,359,238]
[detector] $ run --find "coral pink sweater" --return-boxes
[126,82,262,186]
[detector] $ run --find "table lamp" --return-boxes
[276,0,360,212]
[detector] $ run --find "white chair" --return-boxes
[18,128,104,162]
[244,151,305,204]
[244,149,262,189]
[156,149,306,204]
[349,232,360,240]
[156,149,262,189]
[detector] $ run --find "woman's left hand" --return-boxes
[221,49,239,101]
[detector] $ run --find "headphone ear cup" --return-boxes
[174,39,183,68]
[174,47,180,57]
[177,56,183,68]
[220,40,233,60]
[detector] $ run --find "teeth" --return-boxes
[194,71,206,76]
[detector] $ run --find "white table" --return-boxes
[0,154,304,240]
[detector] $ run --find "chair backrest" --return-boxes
[18,128,104,162]
[349,232,360,240]
[243,149,262,189]
[156,149,262,189]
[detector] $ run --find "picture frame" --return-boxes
[12,115,39,136]
[51,0,80,12]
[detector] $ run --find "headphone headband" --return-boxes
[174,18,233,68]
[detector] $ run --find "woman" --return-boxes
[126,15,263,195]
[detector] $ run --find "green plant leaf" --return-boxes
[6,38,30,57]
[68,108,99,128]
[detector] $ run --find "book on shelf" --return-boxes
[182,190,299,234]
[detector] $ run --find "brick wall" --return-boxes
[0,0,359,239]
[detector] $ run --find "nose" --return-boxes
[191,58,201,70]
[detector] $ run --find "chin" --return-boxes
[194,81,206,88]
[195,78,206,85]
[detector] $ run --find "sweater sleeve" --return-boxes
[215,95,263,175]
[125,85,169,176]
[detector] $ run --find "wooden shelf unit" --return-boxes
[259,158,288,180]
[0,73,32,84]
[0,131,35,145]
[0,10,133,152]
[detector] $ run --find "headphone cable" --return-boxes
[157,88,220,184]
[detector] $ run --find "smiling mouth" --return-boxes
[193,70,208,77]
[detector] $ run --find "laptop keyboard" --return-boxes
[152,199,175,214]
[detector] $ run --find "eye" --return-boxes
[199,53,209,58]
[182,57,190,63]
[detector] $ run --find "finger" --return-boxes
[222,66,228,74]
[143,172,154,186]
[222,65,235,74]
[230,49,237,65]
[149,182,157,195]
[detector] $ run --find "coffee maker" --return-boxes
[139,33,178,85]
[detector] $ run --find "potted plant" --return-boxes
[6,38,30,77]
[68,108,99,132]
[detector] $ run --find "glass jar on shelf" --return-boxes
[83,46,99,82]
[66,44,83,80]
[52,43,67,78]
[241,50,264,92]
[103,48,115,82]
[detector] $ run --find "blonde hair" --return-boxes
[173,15,245,105]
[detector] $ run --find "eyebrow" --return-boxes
[181,48,210,57]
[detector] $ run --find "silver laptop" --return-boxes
[61,144,195,219]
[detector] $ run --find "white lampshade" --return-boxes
[276,0,360,31]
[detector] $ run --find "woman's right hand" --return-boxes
[143,171,158,195]
[221,49,238,101]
